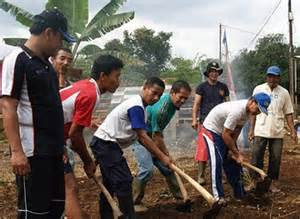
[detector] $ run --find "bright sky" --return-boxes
[0,0,299,59]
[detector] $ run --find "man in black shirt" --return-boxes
[1,9,76,218]
[192,62,229,185]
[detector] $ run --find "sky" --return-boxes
[0,0,299,60]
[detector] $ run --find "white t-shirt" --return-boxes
[203,100,248,135]
[253,83,293,138]
[94,95,147,149]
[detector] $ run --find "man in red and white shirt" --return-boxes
[59,55,123,218]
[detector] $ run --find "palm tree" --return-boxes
[0,0,134,63]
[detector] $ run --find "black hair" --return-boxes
[144,77,165,90]
[170,80,191,93]
[53,47,72,57]
[91,55,124,80]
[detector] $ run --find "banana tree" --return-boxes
[0,0,134,63]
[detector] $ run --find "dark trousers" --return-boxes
[16,156,65,219]
[90,137,135,219]
[251,137,283,180]
[204,128,245,199]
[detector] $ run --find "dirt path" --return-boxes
[0,137,299,218]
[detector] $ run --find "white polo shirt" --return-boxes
[253,83,293,138]
[203,100,248,135]
[94,95,147,149]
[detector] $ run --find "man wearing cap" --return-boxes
[249,66,297,193]
[192,62,229,185]
[1,9,76,218]
[201,93,271,204]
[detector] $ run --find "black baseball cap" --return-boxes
[32,9,76,43]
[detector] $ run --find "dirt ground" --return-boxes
[0,136,300,219]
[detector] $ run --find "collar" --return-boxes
[89,78,101,96]
[21,45,51,67]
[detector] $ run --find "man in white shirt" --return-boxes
[90,77,172,219]
[249,66,297,193]
[200,93,271,204]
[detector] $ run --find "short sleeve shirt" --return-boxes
[146,94,177,133]
[196,81,229,123]
[1,46,64,157]
[60,79,101,141]
[253,83,294,138]
[203,100,248,135]
[94,95,147,149]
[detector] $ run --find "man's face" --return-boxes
[248,100,261,115]
[143,84,164,105]
[170,88,190,109]
[100,69,122,93]
[45,28,63,57]
[208,69,219,81]
[266,74,280,89]
[52,50,73,74]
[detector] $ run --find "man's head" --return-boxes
[142,77,165,106]
[204,62,223,82]
[170,80,191,109]
[91,55,124,93]
[29,9,76,57]
[247,92,271,115]
[266,66,281,89]
[51,47,73,74]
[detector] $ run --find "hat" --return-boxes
[253,92,271,115]
[32,9,76,43]
[204,62,223,77]
[266,66,281,76]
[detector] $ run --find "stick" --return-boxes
[241,162,267,179]
[170,164,216,207]
[174,172,189,202]
[231,155,267,179]
[92,175,122,218]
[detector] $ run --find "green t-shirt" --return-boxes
[147,93,177,133]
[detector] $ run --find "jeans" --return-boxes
[251,137,283,180]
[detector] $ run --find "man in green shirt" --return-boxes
[132,80,191,207]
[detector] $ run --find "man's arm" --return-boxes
[68,123,95,177]
[152,132,169,156]
[286,113,297,143]
[222,127,244,163]
[192,94,202,130]
[248,114,256,141]
[2,97,30,176]
[137,129,171,167]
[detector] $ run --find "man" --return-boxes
[58,54,124,218]
[51,47,73,88]
[249,66,297,192]
[1,9,76,218]
[192,62,229,185]
[90,77,172,218]
[132,80,191,208]
[201,93,271,204]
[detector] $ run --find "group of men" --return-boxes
[1,8,298,219]
[192,61,297,204]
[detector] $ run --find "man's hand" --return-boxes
[234,153,245,164]
[191,121,198,130]
[161,154,172,167]
[291,129,298,144]
[248,130,254,142]
[11,151,31,176]
[83,160,96,178]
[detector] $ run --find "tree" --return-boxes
[123,27,172,78]
[231,34,290,96]
[0,0,134,63]
[161,57,201,85]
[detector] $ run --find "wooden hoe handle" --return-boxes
[92,175,123,218]
[170,164,216,207]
